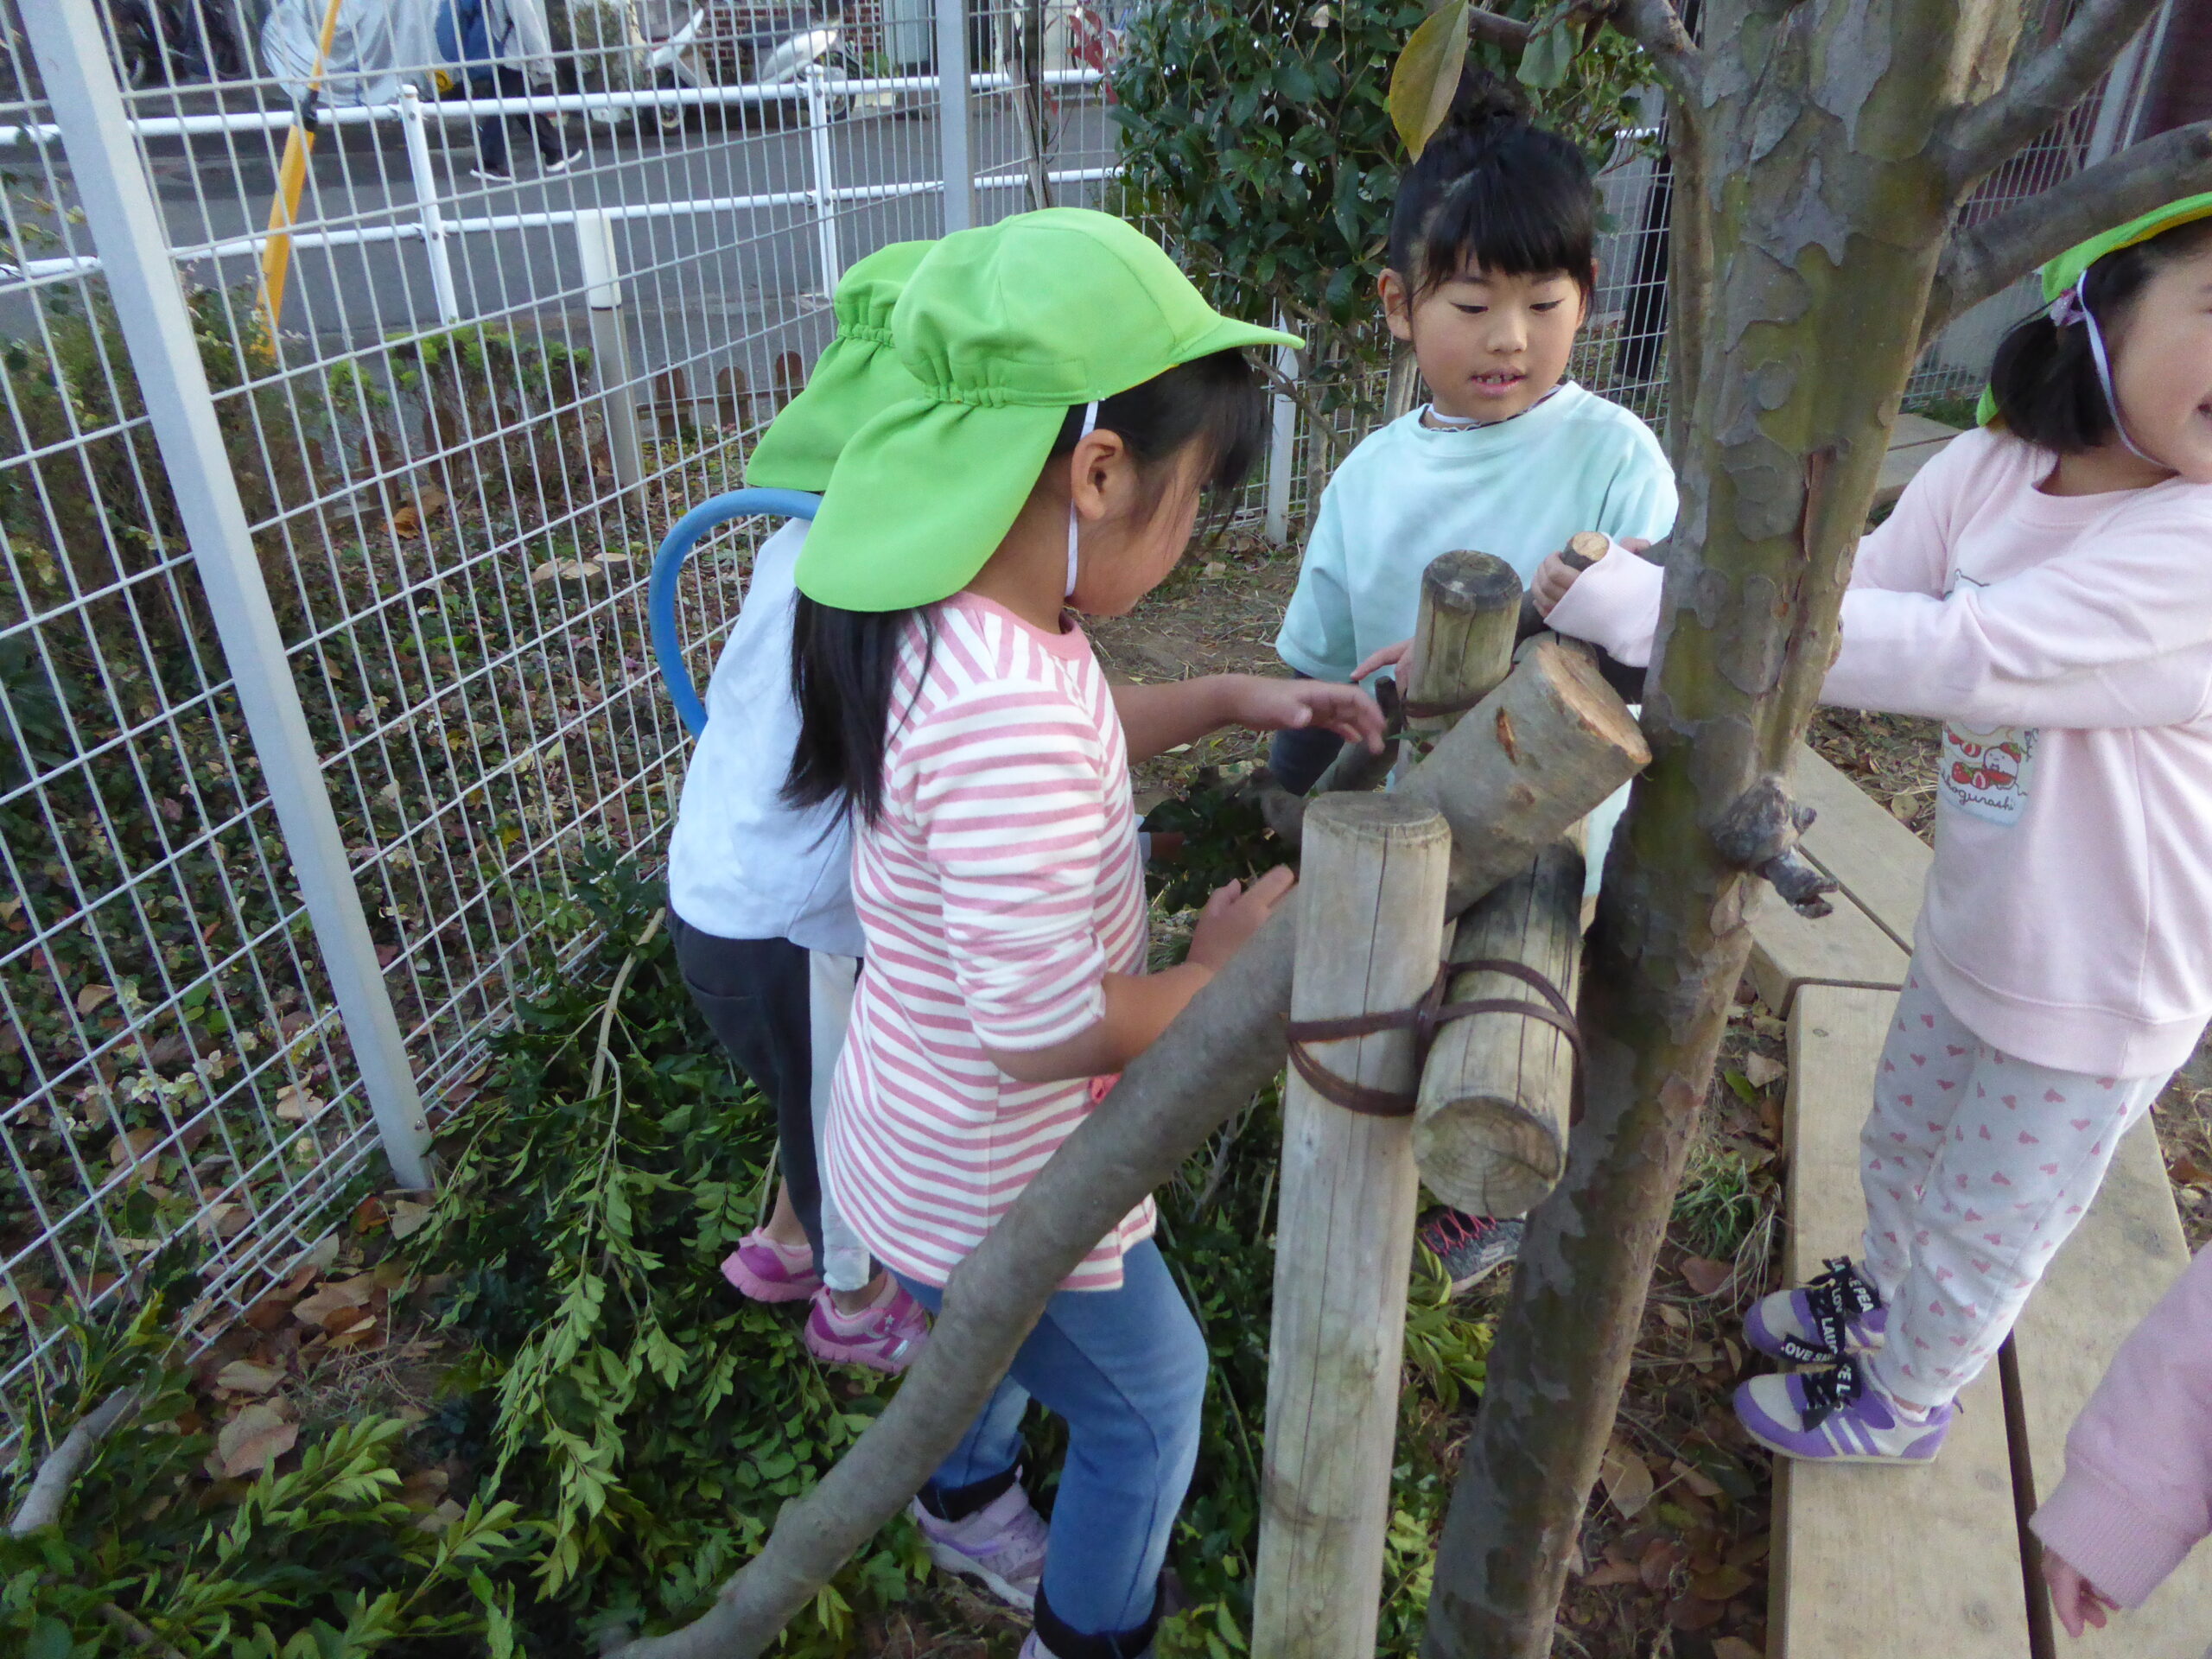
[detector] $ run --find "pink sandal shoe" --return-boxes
[720,1231,823,1304]
[804,1282,931,1375]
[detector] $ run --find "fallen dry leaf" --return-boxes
[414,1498,466,1533]
[243,1293,296,1332]
[1656,1302,1690,1332]
[321,1304,375,1337]
[1581,1559,1643,1589]
[290,1279,373,1328]
[1668,1594,1727,1631]
[389,1199,434,1240]
[77,983,117,1014]
[201,1204,251,1241]
[1669,1458,1725,1500]
[107,1128,161,1169]
[1601,1439,1656,1521]
[1742,1052,1785,1089]
[214,1358,284,1395]
[217,1402,297,1478]
[274,1084,327,1123]
[2171,1154,2212,1187]
[1637,1535,1684,1592]
[1680,1255,1733,1297]
[1691,1564,1757,1600]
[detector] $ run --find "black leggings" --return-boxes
[671,916,827,1265]
[474,66,566,173]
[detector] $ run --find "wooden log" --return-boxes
[1402,550,1522,740]
[608,644,1647,1659]
[1255,796,1452,1659]
[1413,837,1586,1217]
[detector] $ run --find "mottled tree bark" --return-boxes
[1422,1,2194,1653]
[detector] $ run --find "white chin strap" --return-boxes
[2058,272,2158,467]
[1066,401,1099,600]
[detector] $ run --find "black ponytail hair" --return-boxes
[1986,214,2212,454]
[785,346,1268,826]
[1387,67,1597,302]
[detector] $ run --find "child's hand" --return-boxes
[1224,675,1387,754]
[1189,865,1296,970]
[1534,535,1653,618]
[1350,639,1413,683]
[2043,1551,2119,1637]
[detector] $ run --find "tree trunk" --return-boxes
[1424,3,2046,1651]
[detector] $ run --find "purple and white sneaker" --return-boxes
[804,1281,930,1375]
[1735,1358,1950,1465]
[911,1481,1050,1610]
[1745,1255,1886,1364]
[719,1231,823,1305]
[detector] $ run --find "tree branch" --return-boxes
[1924,121,2212,346]
[1466,7,1533,47]
[1943,0,2165,183]
[8,1388,140,1535]
[1604,0,1703,108]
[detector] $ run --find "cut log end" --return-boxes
[1302,791,1453,851]
[1412,1098,1565,1217]
[1423,549,1522,614]
[1530,639,1649,761]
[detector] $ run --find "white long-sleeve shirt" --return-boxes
[1548,427,2212,1077]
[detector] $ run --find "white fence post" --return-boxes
[23,0,435,1191]
[936,0,975,232]
[398,84,462,327]
[575,208,645,493]
[1264,319,1299,545]
[804,67,843,291]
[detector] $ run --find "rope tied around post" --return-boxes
[1285,957,1583,1118]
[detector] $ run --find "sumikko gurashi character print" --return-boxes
[1940,721,2037,825]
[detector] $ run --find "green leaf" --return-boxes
[1516,22,1573,90]
[25,1618,75,1659]
[1388,0,1470,159]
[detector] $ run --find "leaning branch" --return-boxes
[1604,0,1702,108]
[607,645,1648,1659]
[8,1388,140,1535]
[1924,121,2212,344]
[1465,7,1533,48]
[1943,0,2166,183]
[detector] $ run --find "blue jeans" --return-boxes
[896,1239,1207,1641]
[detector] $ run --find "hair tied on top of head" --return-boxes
[1437,64,1532,143]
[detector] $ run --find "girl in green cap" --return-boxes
[785,209,1386,1656]
[1539,194,2212,1481]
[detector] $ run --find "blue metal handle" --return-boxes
[649,487,821,736]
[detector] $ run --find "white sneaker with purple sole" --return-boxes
[1735,1357,1951,1465]
[910,1482,1049,1611]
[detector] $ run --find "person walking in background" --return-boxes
[439,0,571,181]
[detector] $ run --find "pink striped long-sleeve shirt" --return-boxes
[823,592,1153,1291]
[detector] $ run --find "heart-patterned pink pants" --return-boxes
[1859,964,2169,1414]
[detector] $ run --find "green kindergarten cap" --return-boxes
[745,238,936,491]
[795,208,1301,612]
[1976,190,2212,427]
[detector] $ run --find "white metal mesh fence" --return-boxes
[0,0,2155,1442]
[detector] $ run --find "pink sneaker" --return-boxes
[720,1231,821,1305]
[804,1282,930,1374]
[910,1481,1049,1610]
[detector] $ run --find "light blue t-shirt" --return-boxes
[1276,382,1678,683]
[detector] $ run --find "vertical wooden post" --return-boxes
[1401,550,1522,741]
[1402,542,1597,1218]
[1413,837,1586,1215]
[1255,795,1452,1659]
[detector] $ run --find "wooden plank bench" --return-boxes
[1755,743,2212,1657]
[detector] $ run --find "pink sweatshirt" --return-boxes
[1548,428,2212,1078]
[2030,1245,2212,1609]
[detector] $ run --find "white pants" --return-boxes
[808,950,868,1293]
[1859,963,2167,1411]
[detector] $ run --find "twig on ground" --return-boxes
[99,1602,188,1659]
[8,1387,142,1536]
[588,908,665,1101]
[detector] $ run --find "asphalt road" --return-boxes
[32,90,1114,399]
